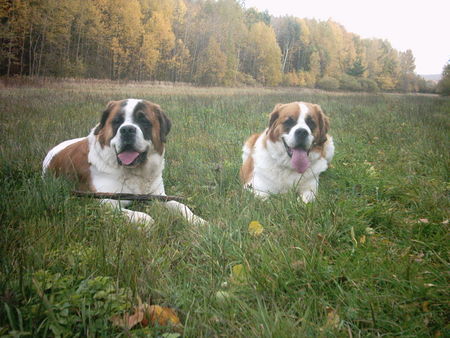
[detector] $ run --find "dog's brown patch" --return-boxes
[307,103,329,148]
[267,102,301,142]
[142,101,170,155]
[240,133,260,184]
[95,100,122,148]
[47,138,93,191]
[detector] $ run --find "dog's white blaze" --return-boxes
[296,102,311,131]
[299,102,308,119]
[123,99,140,123]
[284,102,313,148]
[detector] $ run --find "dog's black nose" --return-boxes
[120,125,136,136]
[295,128,309,140]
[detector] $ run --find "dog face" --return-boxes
[266,102,329,173]
[268,102,329,153]
[94,99,171,167]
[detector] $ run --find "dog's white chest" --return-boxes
[90,155,165,195]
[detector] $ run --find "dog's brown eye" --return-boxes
[112,116,124,126]
[305,116,316,131]
[136,112,151,125]
[136,111,150,124]
[283,117,296,127]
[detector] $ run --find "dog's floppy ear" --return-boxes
[315,104,329,145]
[157,109,171,143]
[94,101,116,135]
[268,103,283,128]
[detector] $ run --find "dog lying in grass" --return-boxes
[240,101,334,202]
[43,99,206,227]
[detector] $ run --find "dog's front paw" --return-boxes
[300,191,316,203]
[190,215,208,226]
[123,209,155,226]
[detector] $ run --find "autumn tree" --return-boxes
[0,0,425,92]
[195,37,227,85]
[437,61,450,96]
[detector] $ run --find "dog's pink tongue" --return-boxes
[118,151,140,165]
[291,148,310,173]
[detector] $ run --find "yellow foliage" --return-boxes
[230,264,248,284]
[111,302,182,331]
[248,221,264,236]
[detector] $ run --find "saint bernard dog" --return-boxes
[43,99,205,227]
[240,101,334,202]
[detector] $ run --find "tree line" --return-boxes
[0,0,437,92]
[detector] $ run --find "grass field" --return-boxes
[0,81,449,336]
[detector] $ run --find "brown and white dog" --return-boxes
[240,102,334,202]
[43,99,205,227]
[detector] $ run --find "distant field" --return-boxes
[1,82,449,336]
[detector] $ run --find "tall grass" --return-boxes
[1,82,449,336]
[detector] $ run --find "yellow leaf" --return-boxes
[325,306,340,329]
[231,264,247,284]
[111,303,182,331]
[147,305,181,328]
[248,221,264,236]
[359,235,366,244]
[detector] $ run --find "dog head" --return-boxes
[94,99,171,167]
[267,102,329,173]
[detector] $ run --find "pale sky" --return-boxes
[245,0,450,75]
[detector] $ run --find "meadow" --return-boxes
[0,81,449,336]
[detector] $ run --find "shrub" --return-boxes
[236,72,259,86]
[437,63,450,96]
[316,76,339,91]
[4,271,132,336]
[282,72,300,86]
[339,74,362,91]
[358,78,379,93]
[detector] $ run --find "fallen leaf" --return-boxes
[248,221,264,236]
[419,218,429,224]
[365,227,375,235]
[442,219,448,225]
[215,291,231,303]
[146,305,181,328]
[111,303,182,331]
[231,264,248,284]
[111,309,144,329]
[359,235,366,244]
[422,301,430,313]
[325,306,340,329]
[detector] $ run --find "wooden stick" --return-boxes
[71,190,184,202]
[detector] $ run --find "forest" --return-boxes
[0,0,437,92]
